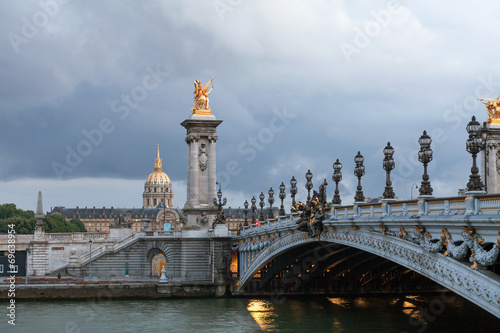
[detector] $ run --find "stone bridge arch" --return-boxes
[238,229,500,318]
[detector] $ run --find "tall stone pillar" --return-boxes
[481,124,500,194]
[181,79,222,228]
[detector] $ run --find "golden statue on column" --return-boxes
[192,77,215,116]
[479,95,500,125]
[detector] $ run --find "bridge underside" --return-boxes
[237,228,500,318]
[242,242,443,294]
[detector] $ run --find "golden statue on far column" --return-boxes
[479,95,500,125]
[192,77,215,116]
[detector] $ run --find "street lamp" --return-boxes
[89,239,93,280]
[481,121,490,193]
[279,182,286,216]
[382,142,396,199]
[251,196,257,224]
[268,188,275,219]
[418,130,433,196]
[466,116,485,191]
[319,179,328,207]
[25,248,30,286]
[290,176,298,206]
[243,200,249,227]
[332,159,342,205]
[259,192,265,221]
[212,183,227,226]
[410,183,418,200]
[305,169,313,201]
[354,151,365,203]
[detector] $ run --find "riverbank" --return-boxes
[0,277,450,301]
[0,278,229,300]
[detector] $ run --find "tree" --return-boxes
[0,203,87,234]
[0,203,34,219]
[69,218,87,232]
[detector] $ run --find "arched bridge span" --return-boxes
[235,194,500,319]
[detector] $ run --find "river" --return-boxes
[1,294,498,332]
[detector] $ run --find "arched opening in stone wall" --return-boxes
[151,252,166,277]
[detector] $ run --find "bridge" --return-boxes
[235,193,500,319]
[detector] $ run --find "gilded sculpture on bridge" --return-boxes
[479,95,500,125]
[192,77,215,115]
[291,190,325,238]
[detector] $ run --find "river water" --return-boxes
[1,294,498,332]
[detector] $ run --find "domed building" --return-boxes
[143,145,173,209]
[50,145,181,233]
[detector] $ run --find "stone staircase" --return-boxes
[48,232,145,276]
[31,244,48,276]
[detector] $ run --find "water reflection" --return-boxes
[2,295,495,332]
[247,299,277,331]
[327,297,351,308]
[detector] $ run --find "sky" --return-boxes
[1,0,499,212]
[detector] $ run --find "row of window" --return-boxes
[146,187,171,193]
[146,199,171,206]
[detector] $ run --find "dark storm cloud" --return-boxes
[1,0,500,210]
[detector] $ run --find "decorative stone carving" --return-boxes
[198,143,208,171]
[196,213,209,226]
[497,149,500,174]
[208,135,217,143]
[409,226,443,253]
[441,228,472,259]
[186,135,200,143]
[190,127,217,134]
[469,231,500,269]
[111,211,132,228]
[292,190,325,238]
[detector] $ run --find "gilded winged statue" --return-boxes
[193,77,215,111]
[479,95,500,123]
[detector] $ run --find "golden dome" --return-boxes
[145,145,171,186]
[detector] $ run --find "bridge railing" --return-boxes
[238,193,500,237]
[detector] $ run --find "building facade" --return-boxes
[51,146,180,232]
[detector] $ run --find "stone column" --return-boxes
[181,116,223,228]
[208,136,217,204]
[188,137,200,206]
[481,124,500,194]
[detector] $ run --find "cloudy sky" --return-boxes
[1,0,499,212]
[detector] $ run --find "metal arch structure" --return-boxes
[235,194,500,319]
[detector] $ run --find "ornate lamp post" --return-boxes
[268,188,275,219]
[243,200,249,227]
[318,179,328,207]
[332,159,342,205]
[354,151,365,203]
[305,169,313,201]
[290,176,298,206]
[466,116,485,191]
[382,142,396,199]
[251,196,257,225]
[279,182,286,216]
[481,122,490,192]
[259,192,265,221]
[418,130,433,196]
[212,183,227,226]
